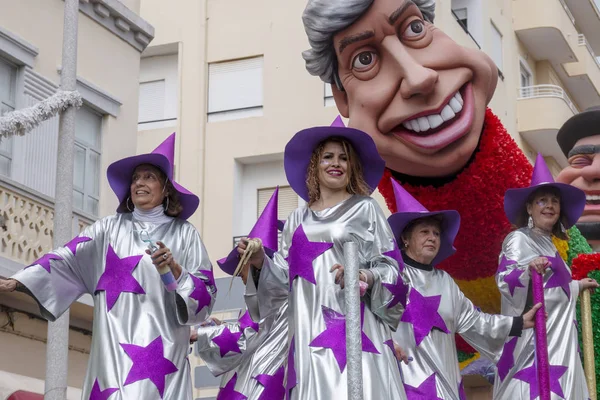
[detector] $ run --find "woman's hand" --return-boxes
[522,303,545,329]
[0,279,17,292]
[330,264,368,289]
[189,328,198,344]
[579,278,599,292]
[236,237,265,270]
[392,341,412,365]
[528,257,549,276]
[146,241,182,279]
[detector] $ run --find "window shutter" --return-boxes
[490,23,503,70]
[208,57,263,114]
[257,186,298,221]
[139,80,166,123]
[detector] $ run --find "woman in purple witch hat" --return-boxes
[387,179,540,399]
[494,154,598,399]
[237,116,407,399]
[0,133,216,400]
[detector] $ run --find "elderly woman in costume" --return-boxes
[387,180,539,399]
[494,154,599,399]
[193,189,289,400]
[0,133,216,399]
[238,116,407,399]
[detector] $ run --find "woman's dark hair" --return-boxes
[514,186,568,240]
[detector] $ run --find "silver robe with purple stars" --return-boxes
[196,265,289,400]
[263,195,407,400]
[11,213,216,400]
[392,256,515,400]
[493,227,589,399]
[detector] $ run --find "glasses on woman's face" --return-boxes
[535,196,560,208]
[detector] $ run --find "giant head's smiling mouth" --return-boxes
[390,83,475,151]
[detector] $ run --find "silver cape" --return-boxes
[11,213,216,399]
[493,227,589,399]
[393,260,514,400]
[263,195,406,400]
[196,267,289,399]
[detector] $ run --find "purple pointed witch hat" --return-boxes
[387,179,460,266]
[504,153,585,228]
[284,116,385,202]
[217,187,281,275]
[107,133,199,220]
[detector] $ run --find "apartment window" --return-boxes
[324,83,335,107]
[490,23,503,73]
[74,106,102,216]
[138,54,178,130]
[208,56,263,122]
[519,61,533,97]
[453,8,468,31]
[0,57,16,176]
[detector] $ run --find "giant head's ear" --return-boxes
[331,83,349,118]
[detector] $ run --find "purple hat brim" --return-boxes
[388,209,461,266]
[217,246,276,276]
[284,126,385,202]
[109,154,199,220]
[504,182,585,228]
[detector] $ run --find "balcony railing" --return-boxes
[559,0,576,24]
[0,175,94,267]
[517,84,579,115]
[578,33,600,70]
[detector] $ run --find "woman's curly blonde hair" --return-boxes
[305,137,371,205]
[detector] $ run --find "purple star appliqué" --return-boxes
[255,365,285,400]
[212,326,243,357]
[199,268,216,289]
[65,236,92,255]
[309,303,379,372]
[514,363,568,400]
[239,309,259,332]
[26,253,63,273]
[95,245,145,312]
[459,379,466,400]
[384,239,404,273]
[545,253,572,299]
[286,336,296,400]
[88,378,118,400]
[496,337,518,381]
[120,336,178,399]
[189,274,212,315]
[286,224,333,289]
[400,289,449,346]
[504,268,525,296]
[497,255,516,274]
[382,273,408,308]
[217,373,247,400]
[383,338,395,355]
[404,373,443,400]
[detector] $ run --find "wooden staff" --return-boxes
[581,289,597,400]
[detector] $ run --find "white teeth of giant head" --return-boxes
[402,91,464,133]
[586,195,600,201]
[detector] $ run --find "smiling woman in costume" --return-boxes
[238,117,407,399]
[494,154,598,399]
[0,133,216,399]
[387,180,539,399]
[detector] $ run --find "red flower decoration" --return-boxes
[571,253,600,281]
[379,109,533,354]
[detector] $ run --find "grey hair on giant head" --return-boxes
[302,0,436,88]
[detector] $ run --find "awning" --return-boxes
[0,371,81,400]
[6,391,42,400]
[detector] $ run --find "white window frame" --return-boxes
[74,105,102,216]
[324,83,335,107]
[208,56,264,122]
[518,58,533,97]
[490,22,504,75]
[453,7,468,31]
[138,53,178,130]
[0,56,17,176]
